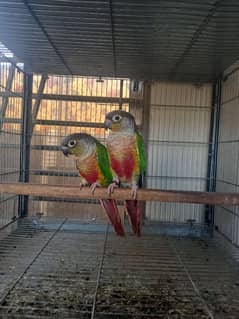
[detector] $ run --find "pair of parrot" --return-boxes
[61,110,146,237]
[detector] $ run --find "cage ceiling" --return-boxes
[0,0,239,82]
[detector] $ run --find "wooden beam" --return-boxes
[34,93,132,104]
[0,182,239,206]
[0,92,22,98]
[34,119,104,128]
[0,93,138,104]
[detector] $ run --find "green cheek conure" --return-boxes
[61,132,125,236]
[104,110,146,236]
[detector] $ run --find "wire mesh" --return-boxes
[2,0,239,82]
[215,64,239,246]
[0,44,24,228]
[0,217,239,318]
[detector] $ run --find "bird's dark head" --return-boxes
[60,133,95,159]
[104,110,137,133]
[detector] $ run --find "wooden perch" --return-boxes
[0,182,239,205]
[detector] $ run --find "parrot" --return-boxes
[104,110,146,237]
[60,132,125,236]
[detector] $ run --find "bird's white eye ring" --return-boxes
[112,114,122,122]
[67,140,76,148]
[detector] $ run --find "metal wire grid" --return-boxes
[0,217,238,318]
[33,75,130,98]
[1,0,239,82]
[0,50,24,227]
[215,66,239,246]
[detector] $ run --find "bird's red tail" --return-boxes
[125,200,141,237]
[100,199,125,236]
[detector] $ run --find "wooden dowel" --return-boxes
[0,182,239,205]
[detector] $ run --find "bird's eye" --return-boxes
[67,140,76,148]
[112,114,122,122]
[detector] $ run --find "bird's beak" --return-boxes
[61,146,69,157]
[104,118,112,130]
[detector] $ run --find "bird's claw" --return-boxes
[79,181,89,190]
[131,184,138,199]
[90,182,100,194]
[107,181,119,196]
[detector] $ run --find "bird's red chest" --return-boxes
[81,169,98,184]
[111,156,135,180]
[107,135,137,181]
[76,154,100,184]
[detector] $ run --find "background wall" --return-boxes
[145,82,213,225]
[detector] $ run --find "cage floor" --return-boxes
[0,217,239,318]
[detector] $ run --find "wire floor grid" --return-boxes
[0,217,238,318]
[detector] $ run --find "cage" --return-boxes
[0,1,239,318]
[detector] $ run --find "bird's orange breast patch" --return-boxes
[76,153,102,184]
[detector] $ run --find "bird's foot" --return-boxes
[131,183,138,199]
[90,182,100,194]
[79,183,84,190]
[79,182,89,190]
[107,179,119,196]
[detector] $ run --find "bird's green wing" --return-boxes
[96,141,113,185]
[136,132,146,178]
